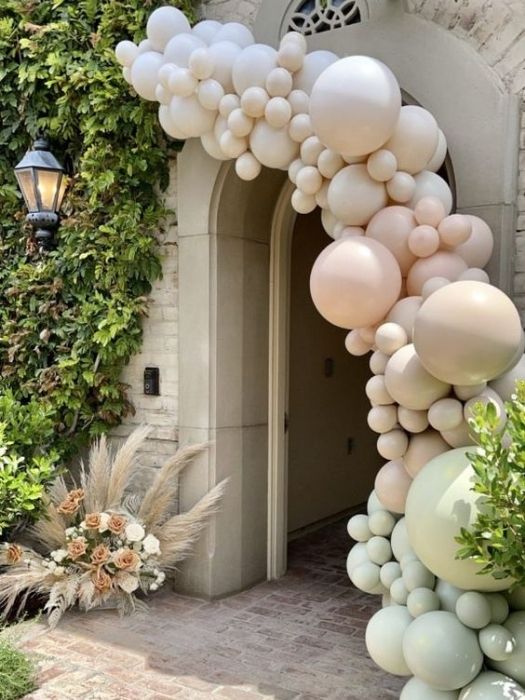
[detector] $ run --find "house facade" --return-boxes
[113,0,525,598]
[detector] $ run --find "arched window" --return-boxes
[287,0,368,35]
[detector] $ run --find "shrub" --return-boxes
[456,380,525,586]
[0,639,36,700]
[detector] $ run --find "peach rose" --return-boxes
[90,544,110,566]
[107,513,127,536]
[92,568,112,594]
[68,489,85,503]
[5,544,22,565]
[113,548,141,572]
[84,513,102,530]
[57,488,85,515]
[67,537,87,560]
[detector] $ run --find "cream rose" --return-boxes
[142,534,161,556]
[124,523,145,543]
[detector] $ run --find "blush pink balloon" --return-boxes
[366,206,418,275]
[452,215,494,269]
[403,429,450,478]
[438,214,472,247]
[406,251,468,296]
[375,460,413,514]
[386,296,422,342]
[310,236,402,329]
[414,196,446,227]
[408,225,440,258]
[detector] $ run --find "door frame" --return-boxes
[267,180,296,581]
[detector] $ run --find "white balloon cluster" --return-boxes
[117,9,525,697]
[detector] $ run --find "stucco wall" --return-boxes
[117,0,525,467]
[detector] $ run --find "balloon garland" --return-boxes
[116,8,525,697]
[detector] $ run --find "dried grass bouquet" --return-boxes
[0,427,225,627]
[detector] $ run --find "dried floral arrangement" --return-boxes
[0,427,225,627]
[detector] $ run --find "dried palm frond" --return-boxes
[106,426,151,509]
[155,479,227,568]
[45,574,81,628]
[0,559,53,618]
[29,497,67,551]
[138,442,208,529]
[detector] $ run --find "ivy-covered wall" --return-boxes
[0,0,192,533]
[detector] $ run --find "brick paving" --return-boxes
[20,519,404,699]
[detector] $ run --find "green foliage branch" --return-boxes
[0,636,36,700]
[0,0,192,534]
[456,380,525,587]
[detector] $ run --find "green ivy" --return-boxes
[0,0,193,533]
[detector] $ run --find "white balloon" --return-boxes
[384,105,439,174]
[375,322,408,355]
[293,50,338,94]
[250,120,299,170]
[158,104,188,140]
[208,41,242,93]
[164,34,205,68]
[408,171,453,215]
[158,63,177,89]
[227,108,253,137]
[426,129,448,172]
[169,67,198,97]
[401,677,459,700]
[327,165,388,226]
[232,44,278,95]
[189,48,215,80]
[122,66,132,85]
[315,183,330,211]
[218,93,240,118]
[310,56,401,157]
[200,130,229,161]
[300,136,324,166]
[211,22,255,49]
[115,40,139,68]
[387,171,416,203]
[155,84,171,105]
[147,6,191,52]
[277,42,305,73]
[191,19,222,45]
[288,158,304,186]
[280,31,308,53]
[318,149,344,179]
[235,152,262,181]
[266,67,293,97]
[367,149,398,182]
[291,189,317,214]
[296,166,323,195]
[137,39,153,55]
[169,94,215,137]
[130,51,164,101]
[240,86,269,118]
[197,79,224,110]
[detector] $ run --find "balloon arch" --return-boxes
[116,9,525,698]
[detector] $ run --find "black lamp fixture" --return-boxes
[14,136,67,251]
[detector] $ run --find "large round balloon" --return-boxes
[164,33,205,67]
[413,281,523,386]
[459,671,525,699]
[327,165,388,226]
[232,44,277,94]
[402,611,483,691]
[408,171,453,215]
[249,120,299,169]
[207,41,242,93]
[309,236,402,329]
[403,429,450,478]
[309,56,401,157]
[384,106,439,174]
[169,95,216,137]
[130,51,164,101]
[365,605,412,675]
[405,447,514,591]
[366,206,417,275]
[293,50,338,94]
[384,344,450,411]
[450,215,494,268]
[401,677,459,699]
[406,251,467,296]
[146,6,191,51]
[386,297,423,342]
[490,612,525,684]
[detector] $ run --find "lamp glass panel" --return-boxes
[56,175,67,210]
[15,169,38,212]
[35,168,61,211]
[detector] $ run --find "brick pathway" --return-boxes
[20,520,404,699]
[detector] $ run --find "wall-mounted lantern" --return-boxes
[14,136,67,252]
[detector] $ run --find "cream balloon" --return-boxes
[265,96,292,128]
[277,42,304,73]
[463,387,506,431]
[398,406,429,434]
[403,611,483,691]
[211,22,254,48]
[458,268,490,283]
[146,6,191,52]
[368,489,386,515]
[327,165,388,226]
[384,344,450,411]
[414,281,523,385]
[414,196,446,228]
[309,56,401,157]
[232,44,277,94]
[408,171,453,215]
[377,429,409,460]
[453,215,494,269]
[347,514,372,542]
[309,237,402,329]
[428,398,464,432]
[169,67,198,97]
[391,518,414,562]
[421,276,451,300]
[207,41,242,93]
[426,129,448,173]
[386,296,423,342]
[249,120,299,170]
[407,589,441,619]
[227,108,253,137]
[158,104,188,140]
[191,19,222,44]
[155,84,171,105]
[387,172,416,203]
[266,67,293,97]
[403,429,450,478]
[366,375,394,405]
[130,51,164,101]
[408,225,440,258]
[365,606,413,676]
[169,94,215,137]
[405,447,514,590]
[289,113,314,143]
[197,79,224,110]
[368,405,398,433]
[235,152,261,181]
[406,251,468,296]
[288,89,309,115]
[391,577,409,605]
[438,214,472,247]
[369,510,396,537]
[219,130,247,158]
[384,106,439,174]
[346,542,370,574]
[375,322,408,355]
[218,93,240,118]
[370,350,389,375]
[403,560,435,592]
[440,419,475,448]
[300,136,324,166]
[374,460,412,514]
[381,561,402,588]
[296,166,323,195]
[164,34,205,68]
[367,536,393,565]
[351,561,383,594]
[366,206,417,275]
[367,149,398,182]
[291,189,316,214]
[200,130,229,160]
[293,50,338,94]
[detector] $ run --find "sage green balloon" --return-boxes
[407,587,441,617]
[490,612,525,684]
[486,593,510,624]
[436,580,463,613]
[479,624,516,661]
[456,592,492,629]
[458,671,525,699]
[402,611,483,690]
[391,577,409,605]
[403,560,436,592]
[401,677,459,699]
[365,605,412,676]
